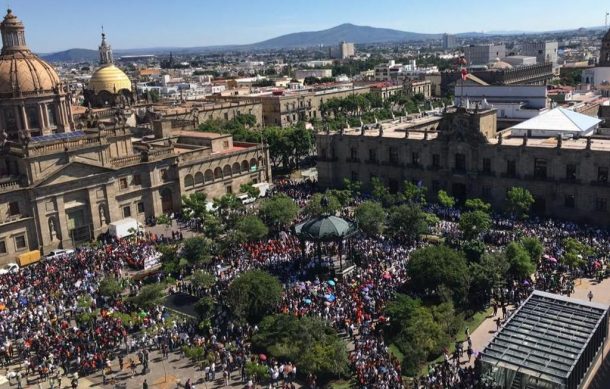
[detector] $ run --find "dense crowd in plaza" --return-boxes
[0,178,608,389]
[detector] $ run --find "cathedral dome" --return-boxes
[89,64,132,94]
[0,9,62,97]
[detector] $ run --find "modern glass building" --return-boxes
[480,290,609,389]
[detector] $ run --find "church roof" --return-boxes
[511,107,601,134]
[89,64,132,94]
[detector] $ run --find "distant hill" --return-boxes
[249,23,440,48]
[42,48,98,63]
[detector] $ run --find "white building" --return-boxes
[464,44,506,66]
[455,85,549,125]
[520,41,558,65]
[295,69,333,79]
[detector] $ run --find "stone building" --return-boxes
[0,10,73,139]
[219,85,372,127]
[440,63,554,96]
[0,10,271,264]
[316,107,610,225]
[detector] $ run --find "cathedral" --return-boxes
[0,9,271,264]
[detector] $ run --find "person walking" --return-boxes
[588,290,594,302]
[143,379,148,389]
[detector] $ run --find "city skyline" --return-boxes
[10,0,610,52]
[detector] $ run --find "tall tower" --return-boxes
[600,28,610,67]
[99,32,113,65]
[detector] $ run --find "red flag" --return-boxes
[461,68,468,81]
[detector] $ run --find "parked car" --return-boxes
[237,193,256,204]
[0,262,19,275]
[45,249,75,259]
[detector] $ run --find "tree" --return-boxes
[405,245,470,307]
[98,276,123,298]
[226,270,282,324]
[561,237,592,268]
[156,214,172,230]
[236,215,269,242]
[465,198,491,213]
[194,296,215,323]
[240,183,260,199]
[181,192,208,220]
[506,187,535,219]
[259,194,299,231]
[191,270,215,290]
[459,210,491,241]
[128,284,165,309]
[305,193,341,217]
[384,295,456,376]
[343,178,362,198]
[354,201,385,237]
[288,125,314,169]
[252,315,349,380]
[370,177,396,206]
[402,181,427,205]
[386,204,430,242]
[182,236,213,265]
[520,237,543,264]
[468,252,508,309]
[437,190,455,208]
[505,242,535,280]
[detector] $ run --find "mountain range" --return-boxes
[40,22,607,62]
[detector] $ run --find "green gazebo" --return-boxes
[294,214,358,273]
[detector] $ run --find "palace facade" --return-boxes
[316,107,610,225]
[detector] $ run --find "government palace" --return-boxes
[0,10,271,262]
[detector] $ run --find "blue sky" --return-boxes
[8,0,609,52]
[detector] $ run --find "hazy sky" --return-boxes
[8,0,610,52]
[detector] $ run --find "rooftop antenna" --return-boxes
[606,12,609,28]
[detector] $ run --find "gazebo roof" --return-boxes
[294,215,357,241]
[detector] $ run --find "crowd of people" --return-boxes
[0,178,609,389]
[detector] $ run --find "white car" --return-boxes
[237,194,256,205]
[45,249,75,259]
[0,263,19,275]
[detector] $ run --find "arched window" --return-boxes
[214,167,222,179]
[232,162,241,175]
[184,174,194,187]
[205,169,214,182]
[250,158,258,170]
[258,156,264,168]
[241,160,249,172]
[223,164,232,177]
[194,172,204,185]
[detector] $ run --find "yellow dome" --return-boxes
[89,64,132,94]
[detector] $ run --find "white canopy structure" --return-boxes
[510,107,601,138]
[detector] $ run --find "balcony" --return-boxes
[345,158,361,163]
[500,172,520,179]
[364,159,379,165]
[590,180,610,187]
[0,176,24,193]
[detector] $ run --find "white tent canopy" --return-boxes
[510,107,601,138]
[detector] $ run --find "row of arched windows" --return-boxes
[184,157,263,188]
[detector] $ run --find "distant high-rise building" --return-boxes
[442,33,457,49]
[339,41,355,59]
[598,29,610,67]
[521,41,558,65]
[463,44,506,66]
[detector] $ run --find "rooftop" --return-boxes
[480,291,608,385]
[174,130,229,139]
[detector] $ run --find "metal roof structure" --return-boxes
[511,107,601,135]
[481,290,609,388]
[294,215,357,242]
[30,131,86,144]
